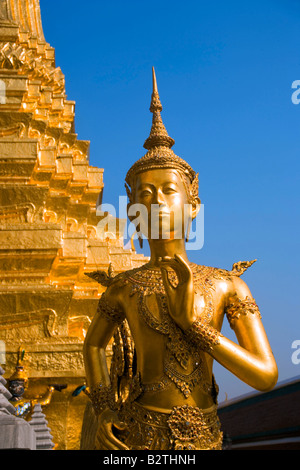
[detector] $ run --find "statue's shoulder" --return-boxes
[84,263,150,290]
[193,259,257,281]
[84,264,127,289]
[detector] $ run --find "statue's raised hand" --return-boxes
[159,254,194,331]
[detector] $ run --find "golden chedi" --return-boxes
[83,68,278,450]
[0,0,145,449]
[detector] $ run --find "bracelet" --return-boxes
[185,320,221,353]
[84,382,112,416]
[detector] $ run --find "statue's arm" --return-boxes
[159,255,277,392]
[193,277,278,392]
[83,305,116,390]
[83,286,129,450]
[84,278,128,387]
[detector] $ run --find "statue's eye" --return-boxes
[164,186,177,194]
[140,189,152,197]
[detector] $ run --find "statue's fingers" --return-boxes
[97,435,125,451]
[95,427,110,450]
[158,255,173,264]
[160,266,175,294]
[159,256,182,275]
[95,435,111,450]
[101,422,129,450]
[160,255,190,283]
[159,255,192,285]
[107,433,129,451]
[112,418,127,432]
[174,254,192,282]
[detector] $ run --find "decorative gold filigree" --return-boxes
[229,259,257,277]
[0,42,25,69]
[0,1,45,41]
[225,295,262,329]
[0,122,25,137]
[167,404,222,450]
[185,319,221,353]
[0,203,35,223]
[84,382,113,417]
[0,308,58,337]
[96,294,125,325]
[117,401,223,450]
[85,263,115,287]
[122,262,220,325]
[124,266,217,398]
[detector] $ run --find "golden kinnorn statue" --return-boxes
[83,68,278,451]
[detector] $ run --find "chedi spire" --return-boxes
[0,0,45,41]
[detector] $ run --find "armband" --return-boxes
[97,295,125,325]
[84,382,112,416]
[225,295,261,329]
[185,320,221,353]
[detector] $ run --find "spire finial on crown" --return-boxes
[125,68,197,193]
[143,67,175,150]
[149,66,162,113]
[152,66,158,93]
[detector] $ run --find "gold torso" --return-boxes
[109,262,235,411]
[83,257,277,451]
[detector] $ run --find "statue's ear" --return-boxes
[191,196,201,220]
[190,173,199,199]
[125,183,135,223]
[190,173,200,219]
[127,202,135,223]
[125,183,132,202]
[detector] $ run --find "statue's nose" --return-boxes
[154,188,166,205]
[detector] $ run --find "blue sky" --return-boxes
[40,0,300,401]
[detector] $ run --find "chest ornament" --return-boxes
[122,263,226,398]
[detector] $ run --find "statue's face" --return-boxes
[129,168,192,241]
[9,380,25,398]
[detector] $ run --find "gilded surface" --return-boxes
[83,69,278,450]
[0,0,145,450]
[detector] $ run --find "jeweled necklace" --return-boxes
[124,262,217,324]
[123,263,218,398]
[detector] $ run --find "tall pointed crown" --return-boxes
[143,67,175,150]
[8,347,28,384]
[125,68,197,192]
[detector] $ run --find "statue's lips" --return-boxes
[150,208,171,217]
[158,212,170,217]
[151,211,175,233]
[153,211,172,223]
